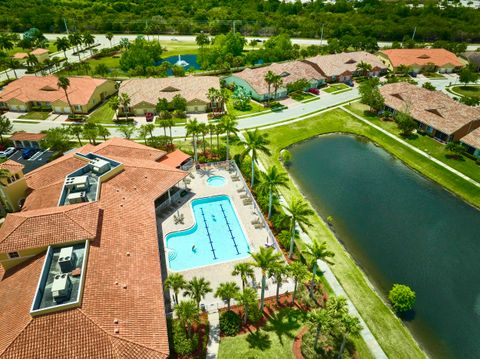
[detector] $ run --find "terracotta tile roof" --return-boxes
[12,53,28,60]
[9,132,46,142]
[94,138,166,161]
[380,82,480,135]
[0,75,109,106]
[119,76,220,107]
[461,127,480,149]
[234,61,324,95]
[303,51,387,77]
[0,202,100,253]
[30,48,48,56]
[158,149,191,168]
[380,48,464,68]
[0,138,188,357]
[0,160,24,173]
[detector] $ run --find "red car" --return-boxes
[145,112,154,122]
[308,88,320,95]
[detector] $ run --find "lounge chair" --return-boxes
[251,218,260,225]
[254,222,264,229]
[240,193,249,199]
[243,198,253,205]
[236,187,245,193]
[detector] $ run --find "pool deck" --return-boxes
[159,162,293,310]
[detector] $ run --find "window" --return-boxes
[75,105,82,111]
[8,252,20,259]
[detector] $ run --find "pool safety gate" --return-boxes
[200,208,217,260]
[220,203,240,255]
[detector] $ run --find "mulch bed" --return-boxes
[292,326,308,359]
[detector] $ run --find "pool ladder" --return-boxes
[167,249,177,261]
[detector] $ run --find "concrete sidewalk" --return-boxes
[206,311,220,359]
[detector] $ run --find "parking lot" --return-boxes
[8,149,54,174]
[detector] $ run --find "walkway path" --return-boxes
[206,311,220,359]
[341,106,480,189]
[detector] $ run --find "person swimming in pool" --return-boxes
[192,245,197,252]
[212,214,216,222]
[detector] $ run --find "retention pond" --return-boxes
[288,134,480,359]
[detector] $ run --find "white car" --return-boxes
[0,147,16,158]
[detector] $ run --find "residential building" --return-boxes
[12,52,28,62]
[118,76,221,115]
[461,127,480,158]
[0,138,191,357]
[0,75,116,114]
[10,132,46,149]
[379,48,464,73]
[30,48,49,63]
[380,82,480,142]
[302,51,387,83]
[224,61,325,101]
[0,160,28,212]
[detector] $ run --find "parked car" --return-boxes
[145,112,154,122]
[0,147,16,158]
[308,88,320,95]
[21,148,36,159]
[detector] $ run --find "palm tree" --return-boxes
[0,33,14,52]
[220,114,238,161]
[54,37,70,59]
[214,282,240,311]
[164,273,186,305]
[57,76,74,114]
[272,75,283,100]
[119,93,131,121]
[337,314,362,359]
[144,123,155,138]
[138,124,151,144]
[207,87,220,116]
[117,124,135,139]
[185,118,200,163]
[82,32,95,56]
[0,115,13,143]
[326,296,348,319]
[83,122,99,145]
[175,300,199,338]
[257,165,289,219]
[208,123,216,152]
[235,287,258,325]
[166,118,175,145]
[303,239,334,297]
[97,124,110,141]
[288,261,309,305]
[251,246,282,312]
[7,58,20,79]
[285,198,314,259]
[184,277,212,309]
[106,32,114,47]
[68,125,83,146]
[356,61,372,77]
[68,32,82,56]
[264,70,276,102]
[110,97,120,121]
[26,54,39,74]
[268,261,287,304]
[215,123,223,152]
[232,262,255,291]
[307,308,332,350]
[240,129,271,187]
[198,122,208,156]
[396,64,411,76]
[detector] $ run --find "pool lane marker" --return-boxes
[200,208,217,260]
[219,203,240,255]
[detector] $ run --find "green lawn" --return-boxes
[161,40,199,57]
[323,83,351,94]
[226,91,267,117]
[88,100,116,124]
[18,111,51,120]
[423,72,446,79]
[289,91,315,102]
[450,85,480,99]
[347,102,480,187]
[257,109,455,359]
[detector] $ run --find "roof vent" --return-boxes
[65,175,89,191]
[345,59,356,64]
[51,273,72,304]
[67,191,87,204]
[58,246,77,273]
[418,54,430,59]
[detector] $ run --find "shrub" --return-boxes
[219,310,241,336]
[388,284,416,313]
[173,109,187,119]
[172,321,195,355]
[281,149,291,166]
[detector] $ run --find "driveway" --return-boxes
[8,149,53,174]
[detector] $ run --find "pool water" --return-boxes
[165,195,250,271]
[207,176,226,187]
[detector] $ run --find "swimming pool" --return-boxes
[207,176,226,187]
[165,195,250,271]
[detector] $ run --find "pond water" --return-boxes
[156,54,200,73]
[288,134,480,359]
